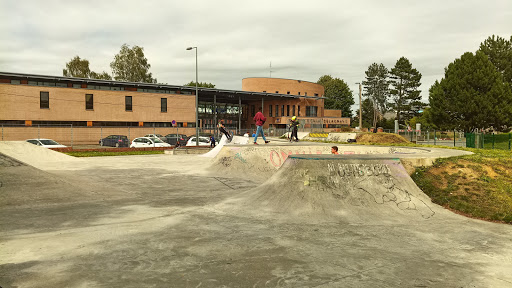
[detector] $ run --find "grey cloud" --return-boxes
[1,0,511,109]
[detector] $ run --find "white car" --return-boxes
[130,137,171,148]
[186,136,211,146]
[26,139,67,148]
[143,134,167,141]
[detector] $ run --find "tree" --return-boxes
[478,35,512,84]
[110,44,157,83]
[90,71,112,80]
[389,57,423,125]
[362,63,389,128]
[429,51,512,132]
[408,107,437,130]
[317,75,354,118]
[63,56,112,80]
[184,81,216,88]
[63,56,91,78]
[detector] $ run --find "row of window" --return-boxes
[0,120,195,128]
[262,90,320,97]
[248,104,318,118]
[7,79,193,94]
[40,92,168,112]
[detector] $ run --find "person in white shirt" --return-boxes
[243,131,249,137]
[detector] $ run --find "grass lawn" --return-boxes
[65,150,165,157]
[411,148,512,224]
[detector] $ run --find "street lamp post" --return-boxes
[355,82,362,130]
[186,46,199,146]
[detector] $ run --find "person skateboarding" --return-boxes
[289,116,300,142]
[217,120,232,142]
[253,107,269,145]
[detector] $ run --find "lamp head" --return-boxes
[186,47,194,50]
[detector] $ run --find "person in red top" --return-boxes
[253,107,270,144]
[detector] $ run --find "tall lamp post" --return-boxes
[355,82,362,131]
[186,46,199,146]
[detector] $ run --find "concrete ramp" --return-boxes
[216,155,445,224]
[0,141,79,170]
[200,135,250,158]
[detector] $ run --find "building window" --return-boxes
[40,91,49,109]
[292,105,296,116]
[125,96,132,111]
[305,92,307,96]
[73,84,82,89]
[306,106,318,117]
[161,98,167,112]
[269,105,273,117]
[298,105,301,116]
[85,94,93,110]
[287,91,290,94]
[263,91,266,93]
[298,92,301,95]
[276,91,279,93]
[275,105,279,117]
[314,93,319,97]
[251,105,255,116]
[287,105,290,116]
[281,105,285,117]
[11,80,21,85]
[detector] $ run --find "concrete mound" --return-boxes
[216,155,444,224]
[211,144,434,180]
[0,141,79,170]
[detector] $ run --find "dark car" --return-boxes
[164,134,189,146]
[99,135,129,147]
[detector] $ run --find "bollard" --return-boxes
[492,134,495,149]
[454,130,456,147]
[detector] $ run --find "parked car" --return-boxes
[164,134,189,146]
[99,135,129,147]
[26,139,67,148]
[130,137,171,148]
[143,134,167,142]
[186,136,211,146]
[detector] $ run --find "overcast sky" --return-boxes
[1,0,511,112]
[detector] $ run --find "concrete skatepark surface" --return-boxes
[1,140,512,287]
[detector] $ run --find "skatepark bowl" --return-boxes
[1,140,512,287]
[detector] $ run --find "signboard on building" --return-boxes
[322,118,350,125]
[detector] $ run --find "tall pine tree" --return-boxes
[429,51,512,132]
[362,63,389,128]
[389,57,423,125]
[478,35,512,84]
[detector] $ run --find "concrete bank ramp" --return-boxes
[0,141,79,170]
[200,135,250,158]
[210,144,467,180]
[214,155,449,224]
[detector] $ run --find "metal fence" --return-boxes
[466,132,512,150]
[3,124,510,150]
[398,130,467,148]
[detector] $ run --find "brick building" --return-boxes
[0,72,350,144]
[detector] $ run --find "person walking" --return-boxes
[289,116,300,142]
[253,107,270,145]
[217,120,232,141]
